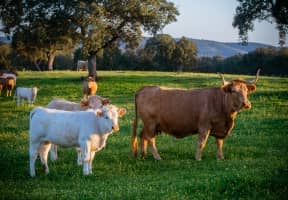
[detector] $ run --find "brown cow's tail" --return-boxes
[131,94,138,158]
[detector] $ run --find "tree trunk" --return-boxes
[88,53,98,80]
[177,64,183,72]
[48,52,55,71]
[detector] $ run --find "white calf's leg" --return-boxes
[39,143,51,175]
[17,96,21,106]
[88,151,96,174]
[29,144,39,177]
[81,142,91,175]
[76,148,82,165]
[27,97,32,106]
[50,144,58,161]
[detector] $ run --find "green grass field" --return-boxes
[0,71,287,199]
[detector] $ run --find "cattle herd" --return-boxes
[0,69,261,177]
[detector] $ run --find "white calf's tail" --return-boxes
[30,107,40,120]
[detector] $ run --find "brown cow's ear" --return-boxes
[102,98,110,105]
[222,84,233,93]
[247,84,256,93]
[118,108,126,117]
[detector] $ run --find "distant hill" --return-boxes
[136,37,274,58]
[190,39,274,58]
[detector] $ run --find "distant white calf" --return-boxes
[77,60,88,71]
[29,105,126,176]
[15,87,38,106]
[46,95,110,163]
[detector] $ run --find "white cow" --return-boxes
[15,87,38,106]
[46,95,110,163]
[77,60,88,71]
[29,105,126,176]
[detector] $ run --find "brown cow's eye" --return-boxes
[229,87,236,93]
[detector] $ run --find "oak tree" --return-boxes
[0,0,179,78]
[233,0,288,47]
[145,34,176,70]
[173,37,197,71]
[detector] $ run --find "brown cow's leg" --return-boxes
[141,136,148,158]
[147,137,162,160]
[140,130,148,158]
[216,138,225,160]
[195,129,210,161]
[141,125,161,160]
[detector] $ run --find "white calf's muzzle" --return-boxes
[112,125,119,132]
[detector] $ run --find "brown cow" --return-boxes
[83,76,98,97]
[0,77,15,96]
[131,69,260,161]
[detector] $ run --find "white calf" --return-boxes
[47,95,110,163]
[29,105,126,176]
[16,87,38,106]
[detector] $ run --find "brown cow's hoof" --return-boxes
[195,158,202,161]
[195,153,202,161]
[154,156,162,161]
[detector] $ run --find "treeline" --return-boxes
[1,35,288,76]
[197,47,288,76]
[96,46,288,76]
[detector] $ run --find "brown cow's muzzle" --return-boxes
[242,101,251,109]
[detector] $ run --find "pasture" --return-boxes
[0,71,287,199]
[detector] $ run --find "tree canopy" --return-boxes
[0,0,179,75]
[233,0,288,47]
[145,34,176,70]
[0,43,12,69]
[173,37,197,71]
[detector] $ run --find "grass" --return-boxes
[0,70,287,199]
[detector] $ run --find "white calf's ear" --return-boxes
[102,98,110,105]
[118,108,126,117]
[95,109,103,116]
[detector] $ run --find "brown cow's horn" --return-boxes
[217,72,229,85]
[248,68,261,84]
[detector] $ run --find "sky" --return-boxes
[147,0,287,47]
